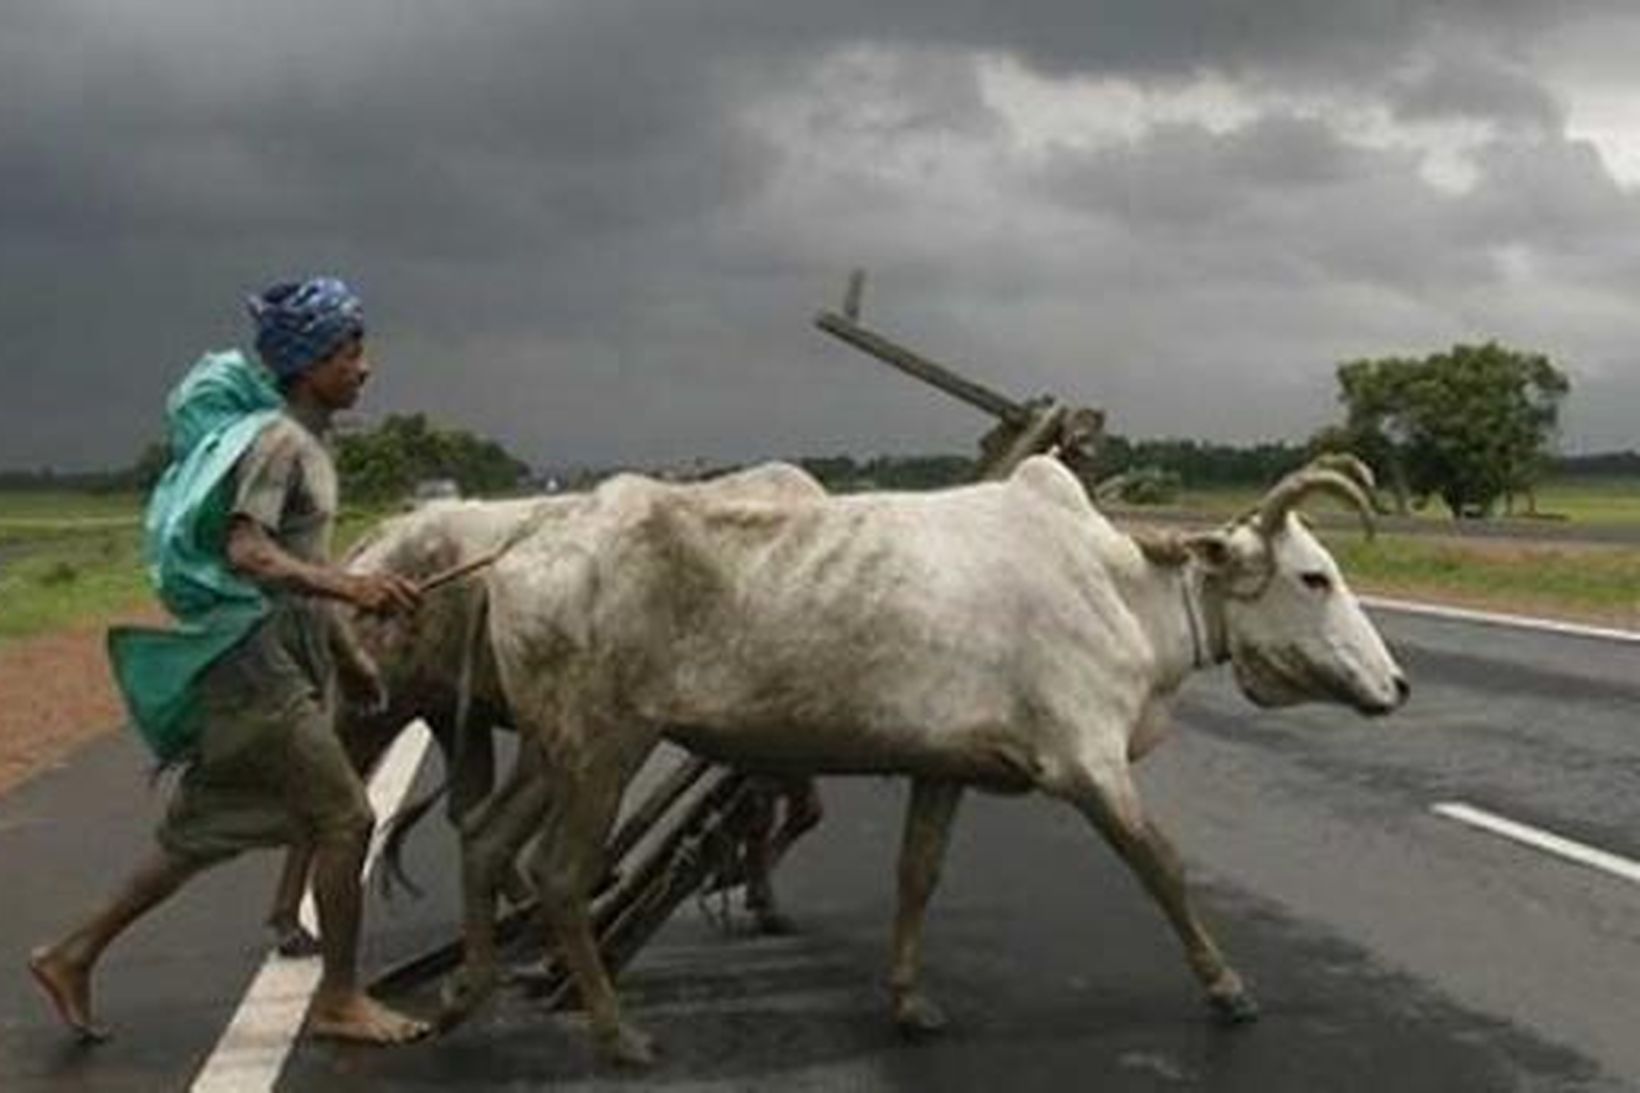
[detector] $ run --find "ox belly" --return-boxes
[662,718,1041,794]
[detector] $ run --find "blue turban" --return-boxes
[246,276,365,379]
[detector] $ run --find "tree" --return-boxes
[1324,343,1569,519]
[334,413,532,503]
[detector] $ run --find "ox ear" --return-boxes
[1184,531,1235,575]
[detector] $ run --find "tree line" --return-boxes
[1,414,534,503]
[5,340,1626,520]
[802,342,1600,519]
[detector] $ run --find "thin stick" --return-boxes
[413,498,561,594]
[416,545,509,594]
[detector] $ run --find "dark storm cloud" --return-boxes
[1,1,1636,471]
[1390,49,1565,131]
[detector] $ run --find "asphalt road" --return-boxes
[4,605,1638,1091]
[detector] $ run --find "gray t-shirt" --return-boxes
[230,412,338,564]
[226,409,341,688]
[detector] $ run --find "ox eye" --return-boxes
[1300,571,1332,593]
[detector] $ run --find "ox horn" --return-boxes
[1249,458,1379,540]
[1306,452,1378,496]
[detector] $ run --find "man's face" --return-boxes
[299,335,372,410]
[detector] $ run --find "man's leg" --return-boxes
[290,708,429,1045]
[29,847,206,1042]
[267,841,322,957]
[305,825,428,1043]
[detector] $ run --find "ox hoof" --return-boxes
[596,1022,657,1068]
[436,966,498,1031]
[892,991,950,1038]
[752,909,797,936]
[1207,989,1261,1026]
[499,867,535,908]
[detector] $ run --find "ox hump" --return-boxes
[1009,455,1096,517]
[705,461,826,501]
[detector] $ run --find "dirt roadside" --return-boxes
[0,606,164,796]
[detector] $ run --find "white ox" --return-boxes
[266,466,829,942]
[458,453,1408,1065]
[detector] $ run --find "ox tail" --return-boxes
[379,567,495,900]
[377,779,448,900]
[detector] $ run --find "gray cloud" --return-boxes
[1,1,1637,473]
[1390,49,1565,131]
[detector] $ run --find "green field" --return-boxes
[0,492,144,641]
[2,479,1636,646]
[1172,475,1640,527]
[0,491,145,522]
[0,492,388,644]
[1326,532,1639,625]
[1529,476,1640,524]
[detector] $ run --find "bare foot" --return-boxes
[308,990,430,1045]
[28,947,109,1044]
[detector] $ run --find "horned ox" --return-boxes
[267,467,827,947]
[451,452,1408,1066]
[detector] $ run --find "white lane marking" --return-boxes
[1362,595,1639,644]
[1433,801,1640,886]
[190,720,431,1093]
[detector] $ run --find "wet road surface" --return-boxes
[4,605,1637,1091]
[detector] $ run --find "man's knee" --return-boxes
[308,789,374,847]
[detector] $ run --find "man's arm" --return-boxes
[225,516,421,615]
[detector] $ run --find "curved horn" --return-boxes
[1254,467,1377,540]
[1091,471,1133,505]
[1307,452,1377,494]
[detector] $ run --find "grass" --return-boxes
[1326,531,1640,628]
[0,490,146,522]
[0,492,148,642]
[0,491,391,646]
[1526,476,1640,525]
[1171,475,1640,528]
[1161,475,1640,628]
[0,530,153,641]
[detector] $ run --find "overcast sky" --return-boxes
[4,1,1639,473]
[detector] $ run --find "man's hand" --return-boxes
[345,572,423,616]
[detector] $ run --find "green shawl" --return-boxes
[107,349,283,764]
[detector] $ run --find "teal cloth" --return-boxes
[107,349,284,764]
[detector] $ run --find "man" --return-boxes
[29,276,429,1045]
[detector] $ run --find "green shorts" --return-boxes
[157,600,372,864]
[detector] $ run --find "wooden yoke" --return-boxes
[813,270,1106,485]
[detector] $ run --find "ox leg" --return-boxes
[530,736,657,1068]
[889,778,964,1036]
[1072,771,1258,1025]
[742,779,799,935]
[770,776,823,861]
[747,774,826,925]
[267,706,401,957]
[440,740,551,1026]
[445,711,496,828]
[444,713,533,907]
